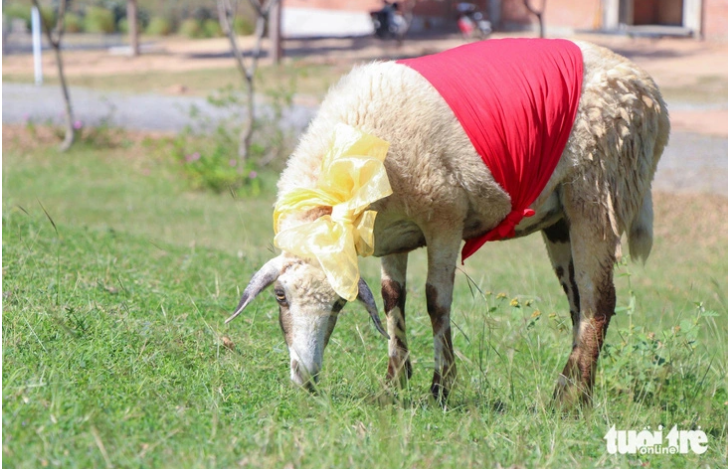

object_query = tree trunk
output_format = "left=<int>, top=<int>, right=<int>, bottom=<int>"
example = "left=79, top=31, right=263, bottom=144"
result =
left=218, top=0, right=278, bottom=168
left=269, top=0, right=283, bottom=65
left=127, top=0, right=140, bottom=56
left=523, top=0, right=546, bottom=38
left=52, top=42, right=76, bottom=151
left=33, top=0, right=75, bottom=151
left=239, top=73, right=255, bottom=166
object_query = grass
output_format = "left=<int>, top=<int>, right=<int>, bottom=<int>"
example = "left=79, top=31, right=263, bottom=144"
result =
left=661, top=74, right=728, bottom=105
left=2, top=61, right=347, bottom=100
left=3, top=128, right=727, bottom=468
left=5, top=54, right=727, bottom=105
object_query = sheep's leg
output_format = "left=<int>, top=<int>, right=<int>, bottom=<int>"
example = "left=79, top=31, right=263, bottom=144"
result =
left=541, top=219, right=581, bottom=345
left=381, top=253, right=412, bottom=384
left=553, top=208, right=618, bottom=407
left=424, top=232, right=461, bottom=403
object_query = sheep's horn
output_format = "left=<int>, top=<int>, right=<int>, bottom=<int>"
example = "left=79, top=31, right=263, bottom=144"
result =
left=225, top=257, right=283, bottom=324
left=357, top=277, right=390, bottom=340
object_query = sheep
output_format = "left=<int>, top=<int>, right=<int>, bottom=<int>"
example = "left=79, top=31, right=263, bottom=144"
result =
left=226, top=39, right=670, bottom=406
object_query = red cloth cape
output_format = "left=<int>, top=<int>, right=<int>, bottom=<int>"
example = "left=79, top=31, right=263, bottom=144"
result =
left=398, top=38, right=583, bottom=261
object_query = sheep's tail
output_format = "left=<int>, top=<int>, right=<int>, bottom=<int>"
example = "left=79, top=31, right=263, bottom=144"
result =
left=628, top=191, right=654, bottom=264
left=627, top=84, right=668, bottom=265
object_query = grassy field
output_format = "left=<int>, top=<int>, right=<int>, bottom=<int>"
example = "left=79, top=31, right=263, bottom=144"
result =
left=1, top=61, right=348, bottom=100
left=2, top=128, right=727, bottom=468
left=5, top=61, right=727, bottom=106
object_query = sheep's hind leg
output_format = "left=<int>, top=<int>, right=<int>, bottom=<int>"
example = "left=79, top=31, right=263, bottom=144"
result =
left=554, top=200, right=618, bottom=408
left=542, top=218, right=581, bottom=348
left=424, top=231, right=461, bottom=404
left=381, top=253, right=412, bottom=385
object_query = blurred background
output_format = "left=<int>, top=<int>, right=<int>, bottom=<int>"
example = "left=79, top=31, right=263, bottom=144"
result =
left=2, top=0, right=727, bottom=193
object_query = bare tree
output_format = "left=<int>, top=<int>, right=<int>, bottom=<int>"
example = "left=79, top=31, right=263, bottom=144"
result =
left=523, top=0, right=546, bottom=38
left=217, top=0, right=281, bottom=167
left=32, top=0, right=75, bottom=151
left=269, top=0, right=282, bottom=65
left=127, top=0, right=140, bottom=56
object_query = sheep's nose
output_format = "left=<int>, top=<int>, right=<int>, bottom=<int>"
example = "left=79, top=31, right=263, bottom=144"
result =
left=290, top=359, right=318, bottom=392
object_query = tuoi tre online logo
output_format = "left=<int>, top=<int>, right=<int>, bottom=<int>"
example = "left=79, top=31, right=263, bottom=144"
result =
left=605, top=425, right=708, bottom=455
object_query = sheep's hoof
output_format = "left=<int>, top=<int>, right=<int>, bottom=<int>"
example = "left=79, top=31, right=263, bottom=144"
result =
left=386, top=357, right=412, bottom=388
left=429, top=366, right=455, bottom=406
left=552, top=373, right=592, bottom=412
left=430, top=382, right=450, bottom=406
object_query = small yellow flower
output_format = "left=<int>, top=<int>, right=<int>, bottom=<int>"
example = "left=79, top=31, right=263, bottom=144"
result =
left=485, top=291, right=493, bottom=297
left=496, top=292, right=507, bottom=300
left=531, top=310, right=541, bottom=318
left=525, top=299, right=533, bottom=307
left=510, top=298, right=520, bottom=307
left=548, top=313, right=556, bottom=320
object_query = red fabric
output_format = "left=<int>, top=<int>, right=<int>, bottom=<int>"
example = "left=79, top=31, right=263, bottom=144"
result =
left=397, top=38, right=583, bottom=261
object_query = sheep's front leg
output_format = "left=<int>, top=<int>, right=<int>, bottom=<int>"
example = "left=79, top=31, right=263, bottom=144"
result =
left=424, top=232, right=461, bottom=403
left=381, top=253, right=412, bottom=384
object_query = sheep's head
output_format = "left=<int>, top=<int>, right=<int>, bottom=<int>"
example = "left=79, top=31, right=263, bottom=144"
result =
left=226, top=254, right=387, bottom=390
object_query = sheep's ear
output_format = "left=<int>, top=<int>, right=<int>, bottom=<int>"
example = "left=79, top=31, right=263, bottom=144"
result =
left=226, top=256, right=284, bottom=324
left=356, top=277, right=390, bottom=340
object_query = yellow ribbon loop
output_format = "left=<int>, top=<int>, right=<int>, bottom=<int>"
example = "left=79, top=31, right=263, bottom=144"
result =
left=273, top=124, right=393, bottom=301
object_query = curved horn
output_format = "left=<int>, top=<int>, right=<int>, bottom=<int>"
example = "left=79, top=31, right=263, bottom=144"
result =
left=357, top=277, right=390, bottom=340
left=226, top=256, right=284, bottom=324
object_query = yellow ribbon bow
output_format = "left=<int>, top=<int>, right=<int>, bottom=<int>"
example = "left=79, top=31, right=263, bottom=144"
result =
left=273, top=124, right=393, bottom=301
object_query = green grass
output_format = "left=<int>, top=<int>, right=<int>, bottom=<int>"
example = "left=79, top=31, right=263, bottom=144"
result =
left=3, top=131, right=727, bottom=468
left=2, top=61, right=346, bottom=99
left=660, top=75, right=728, bottom=105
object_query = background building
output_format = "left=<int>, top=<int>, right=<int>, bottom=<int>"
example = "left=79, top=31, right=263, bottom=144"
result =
left=284, top=0, right=728, bottom=41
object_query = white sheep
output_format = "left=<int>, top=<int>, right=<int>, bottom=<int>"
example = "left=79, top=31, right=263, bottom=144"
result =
left=227, top=39, right=670, bottom=405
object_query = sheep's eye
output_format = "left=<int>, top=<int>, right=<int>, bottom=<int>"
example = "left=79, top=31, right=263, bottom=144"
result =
left=274, top=289, right=288, bottom=306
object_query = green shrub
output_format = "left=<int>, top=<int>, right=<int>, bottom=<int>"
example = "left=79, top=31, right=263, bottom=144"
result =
left=233, top=16, right=254, bottom=35
left=166, top=81, right=297, bottom=193
left=146, top=16, right=173, bottom=36
left=170, top=131, right=261, bottom=194
left=4, top=4, right=31, bottom=27
left=600, top=300, right=719, bottom=407
left=84, top=6, right=115, bottom=33
left=40, top=6, right=56, bottom=26
left=6, top=4, right=54, bottom=30
left=64, top=13, right=84, bottom=33
left=191, top=6, right=215, bottom=22
left=202, top=19, right=222, bottom=37
left=118, top=18, right=129, bottom=34
left=179, top=18, right=202, bottom=38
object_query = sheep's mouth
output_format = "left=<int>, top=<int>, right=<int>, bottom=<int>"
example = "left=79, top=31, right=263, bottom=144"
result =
left=291, top=359, right=319, bottom=393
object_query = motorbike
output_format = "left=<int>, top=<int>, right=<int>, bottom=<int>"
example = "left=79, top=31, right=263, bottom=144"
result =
left=370, top=2, right=409, bottom=41
left=456, top=3, right=492, bottom=40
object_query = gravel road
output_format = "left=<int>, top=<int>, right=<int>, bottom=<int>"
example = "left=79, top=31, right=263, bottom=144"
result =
left=3, top=82, right=726, bottom=196
left=653, top=131, right=728, bottom=196
left=1, top=83, right=316, bottom=134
